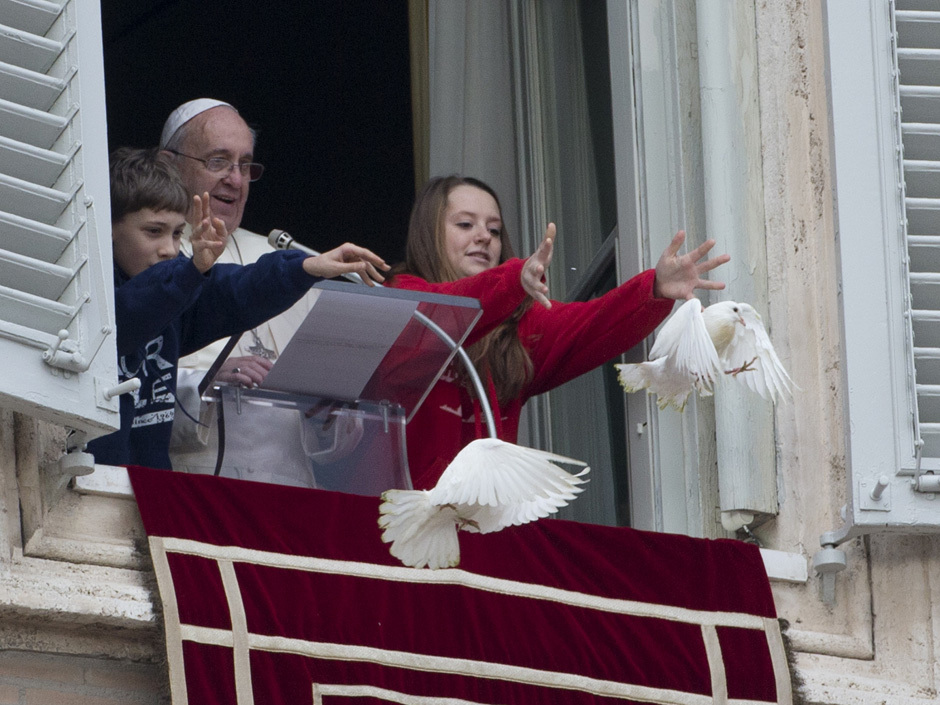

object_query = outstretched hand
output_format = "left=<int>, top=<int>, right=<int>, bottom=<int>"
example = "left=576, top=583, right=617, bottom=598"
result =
left=521, top=222, right=555, bottom=309
left=190, top=193, right=228, bottom=274
left=302, top=242, right=390, bottom=285
left=653, top=230, right=730, bottom=300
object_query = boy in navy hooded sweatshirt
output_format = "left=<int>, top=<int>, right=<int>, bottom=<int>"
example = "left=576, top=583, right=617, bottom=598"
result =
left=87, top=148, right=387, bottom=470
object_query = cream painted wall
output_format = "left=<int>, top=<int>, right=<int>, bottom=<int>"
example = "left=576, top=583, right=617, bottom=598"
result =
left=753, top=2, right=939, bottom=703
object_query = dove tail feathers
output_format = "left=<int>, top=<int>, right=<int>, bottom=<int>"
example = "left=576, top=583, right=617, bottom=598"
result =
left=615, top=362, right=696, bottom=412
left=378, top=490, right=460, bottom=570
left=615, top=362, right=653, bottom=393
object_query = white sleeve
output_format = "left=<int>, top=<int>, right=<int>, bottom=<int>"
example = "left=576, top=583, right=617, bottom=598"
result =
left=169, top=368, right=216, bottom=451
left=300, top=409, right=365, bottom=465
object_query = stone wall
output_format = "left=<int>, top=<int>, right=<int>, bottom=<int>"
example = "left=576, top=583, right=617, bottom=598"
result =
left=755, top=2, right=940, bottom=703
left=0, top=651, right=167, bottom=705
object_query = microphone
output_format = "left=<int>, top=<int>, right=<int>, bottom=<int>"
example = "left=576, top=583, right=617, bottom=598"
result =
left=268, top=229, right=368, bottom=287
left=268, top=229, right=321, bottom=257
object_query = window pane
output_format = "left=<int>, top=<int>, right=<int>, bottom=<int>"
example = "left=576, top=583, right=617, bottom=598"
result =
left=551, top=265, right=630, bottom=526
left=527, top=0, right=632, bottom=527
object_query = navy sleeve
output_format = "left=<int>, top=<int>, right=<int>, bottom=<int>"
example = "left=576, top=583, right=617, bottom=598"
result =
left=177, top=249, right=320, bottom=356
left=113, top=256, right=206, bottom=356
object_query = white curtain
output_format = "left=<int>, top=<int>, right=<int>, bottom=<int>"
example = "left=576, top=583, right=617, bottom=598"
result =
left=428, top=0, right=521, bottom=250
left=427, top=0, right=623, bottom=526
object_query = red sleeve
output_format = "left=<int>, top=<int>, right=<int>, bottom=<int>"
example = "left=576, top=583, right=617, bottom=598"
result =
left=520, top=269, right=675, bottom=398
left=389, top=259, right=528, bottom=345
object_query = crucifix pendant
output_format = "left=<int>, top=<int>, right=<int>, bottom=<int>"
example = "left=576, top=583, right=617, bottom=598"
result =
left=248, top=330, right=277, bottom=360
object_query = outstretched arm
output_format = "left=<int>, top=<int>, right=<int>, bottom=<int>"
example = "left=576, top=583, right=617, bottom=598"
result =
left=302, top=242, right=390, bottom=285
left=190, top=193, right=228, bottom=274
left=653, top=230, right=730, bottom=300
left=521, top=222, right=555, bottom=309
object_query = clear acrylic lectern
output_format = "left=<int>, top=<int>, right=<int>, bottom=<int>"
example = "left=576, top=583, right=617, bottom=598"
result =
left=200, top=280, right=481, bottom=495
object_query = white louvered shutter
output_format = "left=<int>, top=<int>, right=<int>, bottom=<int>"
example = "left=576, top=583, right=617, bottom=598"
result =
left=0, top=0, right=119, bottom=437
left=899, top=5, right=940, bottom=472
left=824, top=0, right=940, bottom=544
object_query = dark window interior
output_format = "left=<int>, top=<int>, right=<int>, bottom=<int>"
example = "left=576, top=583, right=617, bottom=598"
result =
left=100, top=1, right=414, bottom=263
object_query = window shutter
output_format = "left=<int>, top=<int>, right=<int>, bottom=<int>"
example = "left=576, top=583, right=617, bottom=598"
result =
left=899, top=7, right=940, bottom=473
left=0, top=0, right=119, bottom=437
left=825, top=0, right=940, bottom=545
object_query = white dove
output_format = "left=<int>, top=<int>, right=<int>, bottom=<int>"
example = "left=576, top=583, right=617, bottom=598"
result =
left=614, top=298, right=722, bottom=411
left=378, top=438, right=589, bottom=570
left=615, top=298, right=793, bottom=410
left=702, top=300, right=794, bottom=403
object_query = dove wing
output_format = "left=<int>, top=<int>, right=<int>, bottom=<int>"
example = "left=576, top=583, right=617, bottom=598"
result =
left=723, top=306, right=794, bottom=403
left=649, top=298, right=721, bottom=387
left=428, top=438, right=589, bottom=532
left=615, top=299, right=719, bottom=412
left=649, top=298, right=700, bottom=359
left=378, top=439, right=589, bottom=570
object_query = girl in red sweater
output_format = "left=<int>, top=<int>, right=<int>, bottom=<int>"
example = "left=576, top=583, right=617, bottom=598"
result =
left=388, top=176, right=728, bottom=490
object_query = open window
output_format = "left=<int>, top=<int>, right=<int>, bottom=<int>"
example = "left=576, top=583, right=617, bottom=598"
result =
left=421, top=0, right=725, bottom=533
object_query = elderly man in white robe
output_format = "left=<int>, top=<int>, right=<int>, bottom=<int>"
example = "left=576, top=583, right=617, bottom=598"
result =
left=163, top=99, right=360, bottom=487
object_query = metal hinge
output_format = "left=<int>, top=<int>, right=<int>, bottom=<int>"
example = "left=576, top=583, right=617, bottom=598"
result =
left=42, top=324, right=113, bottom=375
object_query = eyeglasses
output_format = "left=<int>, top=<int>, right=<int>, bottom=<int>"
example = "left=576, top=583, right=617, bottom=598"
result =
left=168, top=150, right=265, bottom=182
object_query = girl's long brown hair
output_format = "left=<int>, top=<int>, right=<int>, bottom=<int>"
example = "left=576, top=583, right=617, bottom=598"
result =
left=393, top=176, right=533, bottom=404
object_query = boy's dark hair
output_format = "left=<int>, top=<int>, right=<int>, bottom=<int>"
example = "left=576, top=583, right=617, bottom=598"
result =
left=109, top=147, right=190, bottom=222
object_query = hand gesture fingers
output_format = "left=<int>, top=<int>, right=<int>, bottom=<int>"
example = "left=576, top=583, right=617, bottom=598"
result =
left=190, top=193, right=229, bottom=273
left=192, top=193, right=227, bottom=241
left=195, top=192, right=209, bottom=225
left=522, top=222, right=556, bottom=309
left=190, top=193, right=206, bottom=236
left=686, top=237, right=728, bottom=276
left=653, top=230, right=730, bottom=300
